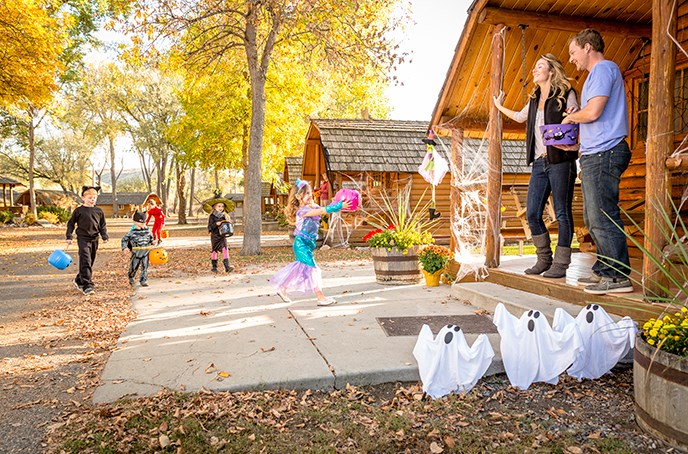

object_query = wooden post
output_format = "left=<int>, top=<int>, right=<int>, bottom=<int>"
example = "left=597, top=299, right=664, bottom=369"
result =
left=485, top=24, right=505, bottom=268
left=449, top=128, right=464, bottom=253
left=643, top=0, right=676, bottom=297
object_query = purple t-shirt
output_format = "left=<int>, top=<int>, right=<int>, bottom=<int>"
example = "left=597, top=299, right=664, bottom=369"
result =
left=580, top=60, right=628, bottom=154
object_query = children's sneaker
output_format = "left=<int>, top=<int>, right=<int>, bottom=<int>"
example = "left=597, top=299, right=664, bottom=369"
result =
left=140, top=281, right=149, bottom=287
left=577, top=274, right=602, bottom=286
left=276, top=291, right=291, bottom=303
left=83, top=287, right=95, bottom=296
left=583, top=277, right=633, bottom=295
left=317, top=297, right=337, bottom=306
left=128, top=277, right=135, bottom=286
left=73, top=279, right=83, bottom=292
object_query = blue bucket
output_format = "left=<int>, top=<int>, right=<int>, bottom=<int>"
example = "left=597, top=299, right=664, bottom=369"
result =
left=48, top=249, right=73, bottom=270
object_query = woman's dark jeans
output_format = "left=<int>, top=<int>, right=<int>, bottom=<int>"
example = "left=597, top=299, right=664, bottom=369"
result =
left=579, top=140, right=632, bottom=278
left=526, top=156, right=577, bottom=247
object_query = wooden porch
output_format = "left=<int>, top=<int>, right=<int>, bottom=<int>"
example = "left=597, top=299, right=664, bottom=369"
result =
left=460, top=252, right=670, bottom=321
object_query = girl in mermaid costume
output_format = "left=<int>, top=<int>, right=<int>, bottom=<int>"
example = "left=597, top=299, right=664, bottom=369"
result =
left=271, top=178, right=351, bottom=306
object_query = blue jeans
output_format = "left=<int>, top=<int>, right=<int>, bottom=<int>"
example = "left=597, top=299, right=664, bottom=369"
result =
left=579, top=140, right=632, bottom=278
left=526, top=156, right=576, bottom=247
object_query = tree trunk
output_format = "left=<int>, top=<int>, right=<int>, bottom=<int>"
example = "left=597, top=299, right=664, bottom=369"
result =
left=109, top=134, right=118, bottom=217
left=240, top=5, right=279, bottom=256
left=27, top=111, right=37, bottom=218
left=188, top=167, right=195, bottom=218
left=176, top=163, right=187, bottom=224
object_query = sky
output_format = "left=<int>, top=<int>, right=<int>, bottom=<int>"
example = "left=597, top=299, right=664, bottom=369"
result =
left=385, top=0, right=470, bottom=121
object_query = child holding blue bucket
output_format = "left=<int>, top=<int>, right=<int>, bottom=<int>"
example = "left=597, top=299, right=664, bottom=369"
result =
left=121, top=211, right=154, bottom=287
left=66, top=186, right=108, bottom=295
left=270, top=179, right=350, bottom=306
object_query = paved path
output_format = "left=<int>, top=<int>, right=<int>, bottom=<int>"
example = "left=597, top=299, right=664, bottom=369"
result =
left=93, top=261, right=502, bottom=403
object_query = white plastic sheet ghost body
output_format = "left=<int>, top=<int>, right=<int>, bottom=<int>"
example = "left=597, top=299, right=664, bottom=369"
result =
left=553, top=304, right=637, bottom=380
left=413, top=324, right=495, bottom=399
left=493, top=303, right=583, bottom=390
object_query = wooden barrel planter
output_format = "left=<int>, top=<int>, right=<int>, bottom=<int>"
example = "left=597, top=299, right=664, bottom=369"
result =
left=371, top=246, right=422, bottom=285
left=633, top=336, right=688, bottom=451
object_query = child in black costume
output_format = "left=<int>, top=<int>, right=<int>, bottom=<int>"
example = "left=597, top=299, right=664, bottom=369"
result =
left=121, top=211, right=154, bottom=286
left=66, top=186, right=109, bottom=296
left=204, top=197, right=235, bottom=273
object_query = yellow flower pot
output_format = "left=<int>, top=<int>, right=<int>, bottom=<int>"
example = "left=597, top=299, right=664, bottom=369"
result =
left=422, top=269, right=443, bottom=287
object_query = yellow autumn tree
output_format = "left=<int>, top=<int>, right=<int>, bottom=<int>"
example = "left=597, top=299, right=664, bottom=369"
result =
left=0, top=0, right=68, bottom=109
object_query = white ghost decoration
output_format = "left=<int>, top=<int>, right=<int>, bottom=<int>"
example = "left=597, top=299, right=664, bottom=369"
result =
left=413, top=324, right=495, bottom=399
left=552, top=304, right=637, bottom=380
left=493, top=303, right=583, bottom=390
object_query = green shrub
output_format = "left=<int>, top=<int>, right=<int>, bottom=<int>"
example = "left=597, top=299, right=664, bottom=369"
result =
left=0, top=211, right=13, bottom=224
left=37, top=205, right=70, bottom=223
left=38, top=211, right=60, bottom=224
left=24, top=213, right=38, bottom=225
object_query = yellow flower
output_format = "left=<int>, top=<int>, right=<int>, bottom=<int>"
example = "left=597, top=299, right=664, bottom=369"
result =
left=682, top=306, right=687, bottom=313
left=654, top=320, right=663, bottom=328
left=643, top=321, right=652, bottom=330
left=649, top=329, right=658, bottom=337
left=648, top=338, right=655, bottom=345
left=675, top=336, right=681, bottom=341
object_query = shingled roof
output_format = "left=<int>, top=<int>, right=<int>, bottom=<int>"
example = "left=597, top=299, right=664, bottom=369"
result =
left=284, top=156, right=302, bottom=182
left=0, top=176, right=23, bottom=185
left=461, top=138, right=530, bottom=175
left=311, top=119, right=429, bottom=173
left=97, top=192, right=148, bottom=205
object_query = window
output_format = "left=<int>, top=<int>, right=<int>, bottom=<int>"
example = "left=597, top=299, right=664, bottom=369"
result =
left=634, top=68, right=688, bottom=143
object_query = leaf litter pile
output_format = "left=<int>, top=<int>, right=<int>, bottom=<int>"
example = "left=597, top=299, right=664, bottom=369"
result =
left=48, top=369, right=666, bottom=453
left=0, top=226, right=670, bottom=453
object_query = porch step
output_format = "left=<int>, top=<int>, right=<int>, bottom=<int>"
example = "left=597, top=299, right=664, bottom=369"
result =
left=453, top=281, right=590, bottom=323
left=453, top=282, right=634, bottom=363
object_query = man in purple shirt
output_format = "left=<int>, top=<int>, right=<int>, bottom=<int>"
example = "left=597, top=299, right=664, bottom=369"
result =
left=561, top=29, right=633, bottom=295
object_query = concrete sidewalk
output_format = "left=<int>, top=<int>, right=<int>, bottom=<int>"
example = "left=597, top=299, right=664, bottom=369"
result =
left=93, top=261, right=504, bottom=403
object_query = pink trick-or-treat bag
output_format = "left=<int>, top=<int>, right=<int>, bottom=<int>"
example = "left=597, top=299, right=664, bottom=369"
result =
left=332, top=188, right=361, bottom=211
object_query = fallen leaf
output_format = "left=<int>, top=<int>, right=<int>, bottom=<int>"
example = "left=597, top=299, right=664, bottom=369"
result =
left=260, top=347, right=275, bottom=353
left=159, top=434, right=170, bottom=448
left=205, top=363, right=216, bottom=374
left=444, top=436, right=456, bottom=448
left=430, top=441, right=443, bottom=453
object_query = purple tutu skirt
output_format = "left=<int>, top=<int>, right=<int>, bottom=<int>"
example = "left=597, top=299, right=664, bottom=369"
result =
left=270, top=261, right=322, bottom=295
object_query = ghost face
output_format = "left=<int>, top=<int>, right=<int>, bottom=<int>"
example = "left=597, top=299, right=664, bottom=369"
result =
left=527, top=310, right=542, bottom=332
left=584, top=304, right=600, bottom=324
left=443, top=324, right=462, bottom=344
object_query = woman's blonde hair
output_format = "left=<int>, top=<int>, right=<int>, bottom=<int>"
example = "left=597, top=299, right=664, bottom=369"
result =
left=530, top=53, right=572, bottom=110
left=284, top=181, right=310, bottom=224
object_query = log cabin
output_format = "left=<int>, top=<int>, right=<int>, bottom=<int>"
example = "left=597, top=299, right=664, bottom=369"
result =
left=430, top=0, right=687, bottom=301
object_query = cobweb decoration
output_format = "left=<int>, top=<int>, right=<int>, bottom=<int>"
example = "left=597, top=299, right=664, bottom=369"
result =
left=321, top=174, right=366, bottom=249
left=434, top=135, right=491, bottom=281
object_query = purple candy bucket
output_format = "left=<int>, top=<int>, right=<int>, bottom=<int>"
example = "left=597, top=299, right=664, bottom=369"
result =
left=539, top=123, right=579, bottom=146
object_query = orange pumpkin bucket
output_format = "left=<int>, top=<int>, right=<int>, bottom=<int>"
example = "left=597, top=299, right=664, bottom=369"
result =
left=149, top=247, right=169, bottom=265
left=160, top=230, right=169, bottom=239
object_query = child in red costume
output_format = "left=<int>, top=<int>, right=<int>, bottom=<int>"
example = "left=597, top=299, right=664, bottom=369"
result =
left=144, top=193, right=165, bottom=244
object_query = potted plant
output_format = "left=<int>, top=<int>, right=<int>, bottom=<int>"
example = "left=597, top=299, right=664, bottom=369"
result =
left=618, top=199, right=688, bottom=450
left=418, top=245, right=453, bottom=286
left=363, top=186, right=438, bottom=285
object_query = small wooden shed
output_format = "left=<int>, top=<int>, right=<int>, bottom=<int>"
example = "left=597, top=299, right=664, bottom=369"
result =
left=15, top=189, right=80, bottom=210
left=96, top=192, right=148, bottom=218
left=0, top=176, right=24, bottom=213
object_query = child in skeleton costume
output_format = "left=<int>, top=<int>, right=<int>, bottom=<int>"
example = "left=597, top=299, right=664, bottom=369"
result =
left=121, top=211, right=154, bottom=286
left=270, top=179, right=351, bottom=306
left=204, top=197, right=235, bottom=273
left=144, top=193, right=165, bottom=245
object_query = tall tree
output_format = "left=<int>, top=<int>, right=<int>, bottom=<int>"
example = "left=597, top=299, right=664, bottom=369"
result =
left=127, top=0, right=407, bottom=255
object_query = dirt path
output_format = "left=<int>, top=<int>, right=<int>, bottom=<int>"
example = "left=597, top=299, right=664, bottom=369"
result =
left=0, top=224, right=136, bottom=453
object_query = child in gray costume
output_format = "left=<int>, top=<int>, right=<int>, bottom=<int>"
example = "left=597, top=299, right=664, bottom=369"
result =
left=121, top=211, right=154, bottom=286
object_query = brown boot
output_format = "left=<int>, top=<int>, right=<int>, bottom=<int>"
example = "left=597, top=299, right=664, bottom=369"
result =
left=525, top=233, right=552, bottom=275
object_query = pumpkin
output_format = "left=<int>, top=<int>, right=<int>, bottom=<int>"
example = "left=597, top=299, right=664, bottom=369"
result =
left=149, top=247, right=169, bottom=265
